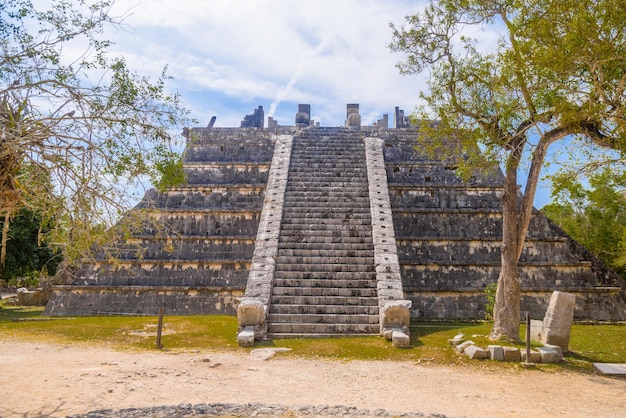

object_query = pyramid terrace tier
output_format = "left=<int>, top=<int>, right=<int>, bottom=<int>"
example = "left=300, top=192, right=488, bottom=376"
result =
left=69, top=259, right=251, bottom=287
left=95, top=236, right=256, bottom=261
left=397, top=237, right=587, bottom=264
left=400, top=262, right=597, bottom=291
left=183, top=128, right=277, bottom=164
left=391, top=210, right=561, bottom=240
left=406, top=287, right=625, bottom=321
left=183, top=162, right=270, bottom=185
left=385, top=163, right=505, bottom=186
left=136, top=188, right=266, bottom=211
left=44, top=285, right=243, bottom=316
left=132, top=210, right=262, bottom=236
left=388, top=186, right=506, bottom=210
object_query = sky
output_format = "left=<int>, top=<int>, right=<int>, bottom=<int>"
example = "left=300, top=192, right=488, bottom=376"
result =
left=105, top=0, right=428, bottom=128
left=100, top=0, right=564, bottom=207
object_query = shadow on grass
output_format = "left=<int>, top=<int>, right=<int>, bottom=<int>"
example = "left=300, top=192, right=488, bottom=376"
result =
left=0, top=304, right=45, bottom=323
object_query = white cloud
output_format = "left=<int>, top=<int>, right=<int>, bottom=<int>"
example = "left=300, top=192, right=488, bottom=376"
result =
left=103, top=0, right=431, bottom=127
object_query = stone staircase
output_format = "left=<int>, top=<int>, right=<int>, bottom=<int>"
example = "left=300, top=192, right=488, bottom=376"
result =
left=267, top=128, right=379, bottom=337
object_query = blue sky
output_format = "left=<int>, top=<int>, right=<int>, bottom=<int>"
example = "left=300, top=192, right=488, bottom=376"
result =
left=107, top=0, right=427, bottom=128
left=102, top=0, right=566, bottom=207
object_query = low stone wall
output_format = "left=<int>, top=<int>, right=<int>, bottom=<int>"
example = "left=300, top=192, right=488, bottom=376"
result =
left=405, top=288, right=626, bottom=321
left=43, top=286, right=243, bottom=316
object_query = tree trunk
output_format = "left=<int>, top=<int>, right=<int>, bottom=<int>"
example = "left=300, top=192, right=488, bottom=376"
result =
left=489, top=135, right=559, bottom=341
left=1, top=210, right=11, bottom=265
left=489, top=147, right=522, bottom=342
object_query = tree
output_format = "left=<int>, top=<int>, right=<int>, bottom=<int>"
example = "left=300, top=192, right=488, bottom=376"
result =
left=543, top=170, right=626, bottom=278
left=1, top=1, right=189, bottom=268
left=0, top=207, right=61, bottom=282
left=390, top=0, right=626, bottom=341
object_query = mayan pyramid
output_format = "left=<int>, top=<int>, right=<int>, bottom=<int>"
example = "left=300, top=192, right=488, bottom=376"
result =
left=44, top=104, right=626, bottom=341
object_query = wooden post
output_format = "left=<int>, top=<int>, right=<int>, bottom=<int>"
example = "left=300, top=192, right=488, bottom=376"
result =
left=525, top=312, right=531, bottom=363
left=156, top=305, right=165, bottom=349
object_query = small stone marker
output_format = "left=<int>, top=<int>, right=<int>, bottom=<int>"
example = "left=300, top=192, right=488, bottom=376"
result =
left=237, top=329, right=256, bottom=347
left=502, top=347, right=521, bottom=362
left=521, top=349, right=541, bottom=363
left=542, top=291, right=576, bottom=353
left=455, top=340, right=475, bottom=353
left=529, top=319, right=543, bottom=343
left=448, top=333, right=465, bottom=346
left=543, top=343, right=563, bottom=359
left=391, top=330, right=410, bottom=348
left=488, top=345, right=504, bottom=361
left=537, top=347, right=561, bottom=364
left=464, top=345, right=488, bottom=359
left=593, top=363, right=626, bottom=376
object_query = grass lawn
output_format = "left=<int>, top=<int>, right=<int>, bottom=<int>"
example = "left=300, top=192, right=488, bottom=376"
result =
left=1, top=303, right=624, bottom=373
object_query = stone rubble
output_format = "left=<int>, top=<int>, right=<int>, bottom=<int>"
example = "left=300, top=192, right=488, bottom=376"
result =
left=451, top=339, right=563, bottom=364
left=67, top=402, right=455, bottom=418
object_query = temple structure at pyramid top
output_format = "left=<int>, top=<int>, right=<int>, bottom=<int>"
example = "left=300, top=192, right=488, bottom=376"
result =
left=44, top=103, right=626, bottom=342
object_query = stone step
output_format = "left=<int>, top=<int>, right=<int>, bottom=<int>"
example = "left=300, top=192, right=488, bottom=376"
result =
left=281, top=201, right=371, bottom=209
left=276, top=255, right=375, bottom=265
left=283, top=209, right=371, bottom=216
left=288, top=164, right=365, bottom=170
left=276, top=248, right=374, bottom=257
left=287, top=173, right=367, bottom=180
left=272, top=286, right=377, bottom=298
left=270, top=304, right=379, bottom=315
left=286, top=181, right=368, bottom=188
left=280, top=222, right=372, bottom=230
left=278, top=234, right=372, bottom=244
left=266, top=323, right=379, bottom=335
left=271, top=295, right=379, bottom=306
left=284, top=189, right=369, bottom=195
left=268, top=313, right=380, bottom=325
left=278, top=242, right=374, bottom=251
left=280, top=219, right=372, bottom=227
left=273, top=278, right=376, bottom=289
left=274, top=263, right=374, bottom=273
left=273, top=271, right=376, bottom=281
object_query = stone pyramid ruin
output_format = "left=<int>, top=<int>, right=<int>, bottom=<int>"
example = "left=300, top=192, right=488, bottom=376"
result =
left=44, top=104, right=626, bottom=343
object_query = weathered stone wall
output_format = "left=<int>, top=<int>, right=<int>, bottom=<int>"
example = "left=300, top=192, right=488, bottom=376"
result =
left=44, top=286, right=243, bottom=316
left=405, top=288, right=624, bottom=321
left=375, top=128, right=626, bottom=321
left=44, top=126, right=626, bottom=321
left=45, top=128, right=279, bottom=316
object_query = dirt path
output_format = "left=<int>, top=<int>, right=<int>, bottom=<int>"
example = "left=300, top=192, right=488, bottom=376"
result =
left=0, top=339, right=625, bottom=417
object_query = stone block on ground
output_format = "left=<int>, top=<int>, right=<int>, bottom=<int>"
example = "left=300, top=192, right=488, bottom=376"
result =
left=521, top=349, right=541, bottom=363
left=455, top=340, right=475, bottom=353
left=380, top=300, right=411, bottom=333
left=530, top=319, right=543, bottom=343
left=502, top=346, right=521, bottom=362
left=391, top=330, right=410, bottom=348
left=593, top=363, right=626, bottom=376
left=237, top=299, right=266, bottom=328
left=542, top=291, right=576, bottom=353
left=464, top=345, right=488, bottom=360
left=448, top=333, right=465, bottom=346
left=488, top=345, right=504, bottom=361
left=537, top=347, right=561, bottom=363
left=16, top=288, right=47, bottom=306
left=237, top=328, right=256, bottom=347
left=543, top=343, right=563, bottom=359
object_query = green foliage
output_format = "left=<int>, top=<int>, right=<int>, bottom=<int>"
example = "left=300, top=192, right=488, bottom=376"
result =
left=543, top=169, right=626, bottom=277
left=0, top=0, right=191, bottom=266
left=390, top=0, right=626, bottom=341
left=0, top=208, right=61, bottom=282
left=484, top=283, right=497, bottom=321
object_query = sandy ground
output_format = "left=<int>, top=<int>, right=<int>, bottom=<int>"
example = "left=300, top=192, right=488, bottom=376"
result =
left=0, top=339, right=625, bottom=418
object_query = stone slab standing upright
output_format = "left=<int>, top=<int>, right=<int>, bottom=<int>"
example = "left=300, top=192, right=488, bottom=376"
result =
left=542, top=291, right=576, bottom=353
